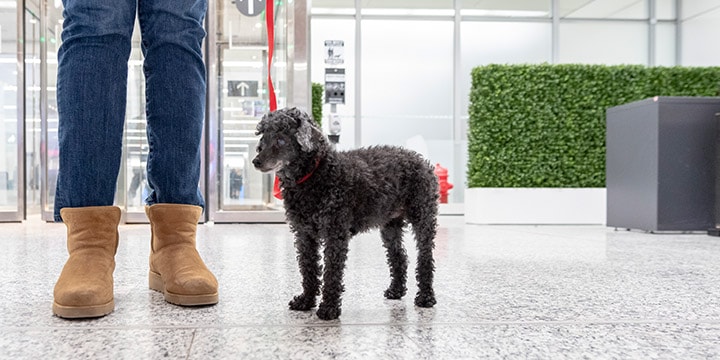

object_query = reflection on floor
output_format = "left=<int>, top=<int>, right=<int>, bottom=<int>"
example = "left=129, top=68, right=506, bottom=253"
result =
left=2, top=216, right=720, bottom=359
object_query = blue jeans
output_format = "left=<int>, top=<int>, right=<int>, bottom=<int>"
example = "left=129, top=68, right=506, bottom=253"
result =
left=53, top=0, right=207, bottom=222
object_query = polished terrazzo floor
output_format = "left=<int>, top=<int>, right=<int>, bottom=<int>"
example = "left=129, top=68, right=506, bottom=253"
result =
left=2, top=216, right=720, bottom=359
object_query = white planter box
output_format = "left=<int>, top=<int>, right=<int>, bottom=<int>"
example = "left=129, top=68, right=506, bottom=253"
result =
left=465, top=188, right=606, bottom=225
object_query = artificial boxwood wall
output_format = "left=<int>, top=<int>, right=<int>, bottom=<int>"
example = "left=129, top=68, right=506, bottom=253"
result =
left=467, top=64, right=720, bottom=188
left=311, top=82, right=323, bottom=127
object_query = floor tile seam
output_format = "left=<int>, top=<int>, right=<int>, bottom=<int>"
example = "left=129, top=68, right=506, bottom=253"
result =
left=5, top=319, right=720, bottom=332
left=397, top=327, right=429, bottom=352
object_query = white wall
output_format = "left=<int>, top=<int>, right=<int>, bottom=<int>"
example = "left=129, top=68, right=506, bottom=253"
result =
left=681, top=2, right=720, bottom=66
left=656, top=22, right=677, bottom=66
left=682, top=0, right=720, bottom=19
left=559, top=21, right=648, bottom=65
left=360, top=19, right=453, bottom=149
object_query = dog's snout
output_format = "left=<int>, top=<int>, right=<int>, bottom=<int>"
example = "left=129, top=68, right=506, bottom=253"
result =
left=252, top=157, right=261, bottom=168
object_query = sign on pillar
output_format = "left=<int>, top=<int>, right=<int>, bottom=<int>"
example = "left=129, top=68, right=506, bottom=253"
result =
left=235, top=0, right=266, bottom=17
left=324, top=69, right=346, bottom=105
left=324, top=40, right=346, bottom=146
left=228, top=80, right=259, bottom=98
left=324, top=40, right=344, bottom=66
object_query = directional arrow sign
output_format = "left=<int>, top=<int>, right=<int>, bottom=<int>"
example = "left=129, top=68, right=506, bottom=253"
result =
left=228, top=80, right=259, bottom=97
left=237, top=82, right=250, bottom=96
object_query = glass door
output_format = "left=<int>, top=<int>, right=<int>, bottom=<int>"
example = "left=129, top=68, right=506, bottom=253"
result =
left=41, top=0, right=62, bottom=221
left=24, top=4, right=39, bottom=218
left=206, top=0, right=308, bottom=222
left=28, top=1, right=151, bottom=222
left=12, top=0, right=309, bottom=223
left=26, top=0, right=62, bottom=222
left=122, top=33, right=150, bottom=223
left=122, top=16, right=209, bottom=223
left=218, top=47, right=273, bottom=209
left=0, top=0, right=23, bottom=221
left=24, top=0, right=44, bottom=220
left=122, top=31, right=209, bottom=223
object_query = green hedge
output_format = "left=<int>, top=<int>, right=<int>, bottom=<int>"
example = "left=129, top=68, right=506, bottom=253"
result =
left=468, top=64, right=720, bottom=188
left=311, top=82, right=323, bottom=127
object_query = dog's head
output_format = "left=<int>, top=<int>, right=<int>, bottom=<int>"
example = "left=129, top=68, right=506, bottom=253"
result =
left=252, top=107, right=326, bottom=173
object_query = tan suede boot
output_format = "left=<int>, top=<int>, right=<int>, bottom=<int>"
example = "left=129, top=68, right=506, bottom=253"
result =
left=145, top=204, right=218, bottom=306
left=53, top=206, right=121, bottom=318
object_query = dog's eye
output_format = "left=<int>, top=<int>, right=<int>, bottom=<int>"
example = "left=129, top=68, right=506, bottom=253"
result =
left=277, top=139, right=286, bottom=146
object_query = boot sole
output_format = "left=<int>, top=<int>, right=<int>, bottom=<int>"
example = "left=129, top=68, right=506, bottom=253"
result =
left=52, top=300, right=114, bottom=319
left=149, top=271, right=218, bottom=306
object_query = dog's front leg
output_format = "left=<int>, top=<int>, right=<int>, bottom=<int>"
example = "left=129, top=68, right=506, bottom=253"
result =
left=316, top=234, right=350, bottom=320
left=289, top=232, right=322, bottom=311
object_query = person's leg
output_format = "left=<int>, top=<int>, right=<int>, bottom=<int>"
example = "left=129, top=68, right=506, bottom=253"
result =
left=139, top=0, right=206, bottom=207
left=128, top=168, right=142, bottom=199
left=52, top=0, right=135, bottom=318
left=138, top=0, right=217, bottom=306
left=54, top=0, right=135, bottom=221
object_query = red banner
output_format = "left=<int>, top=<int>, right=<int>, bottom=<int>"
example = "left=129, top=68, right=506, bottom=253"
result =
left=265, top=0, right=277, bottom=112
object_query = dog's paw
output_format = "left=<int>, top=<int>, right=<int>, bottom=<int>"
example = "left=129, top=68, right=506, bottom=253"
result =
left=316, top=303, right=341, bottom=320
left=289, top=295, right=316, bottom=311
left=414, top=292, right=437, bottom=308
left=384, top=286, right=407, bottom=300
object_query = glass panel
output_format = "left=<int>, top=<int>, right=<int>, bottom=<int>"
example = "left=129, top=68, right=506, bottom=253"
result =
left=360, top=19, right=459, bottom=202
left=681, top=0, right=720, bottom=20
left=124, top=24, right=148, bottom=211
left=312, top=0, right=355, bottom=16
left=679, top=6, right=720, bottom=66
left=220, top=47, right=269, bottom=209
left=0, top=1, right=19, bottom=213
left=657, top=0, right=676, bottom=20
left=560, top=0, right=648, bottom=19
left=25, top=6, right=41, bottom=214
left=461, top=0, right=551, bottom=18
left=559, top=21, right=648, bottom=65
left=23, top=0, right=63, bottom=219
left=45, top=1, right=62, bottom=216
left=214, top=0, right=286, bottom=211
left=655, top=23, right=676, bottom=66
left=310, top=18, right=355, bottom=150
left=362, top=0, right=453, bottom=16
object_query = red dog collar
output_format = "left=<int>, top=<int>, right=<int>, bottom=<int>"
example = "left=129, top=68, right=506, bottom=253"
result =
left=273, top=158, right=321, bottom=200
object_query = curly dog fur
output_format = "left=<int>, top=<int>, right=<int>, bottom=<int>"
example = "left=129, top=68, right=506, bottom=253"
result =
left=252, top=107, right=438, bottom=320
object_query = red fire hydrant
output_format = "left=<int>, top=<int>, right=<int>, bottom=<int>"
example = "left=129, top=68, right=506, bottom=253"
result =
left=434, top=163, right=453, bottom=203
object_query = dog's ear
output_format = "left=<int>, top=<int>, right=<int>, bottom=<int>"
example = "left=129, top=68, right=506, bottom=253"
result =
left=255, top=113, right=269, bottom=135
left=295, top=118, right=315, bottom=152
left=287, top=107, right=318, bottom=152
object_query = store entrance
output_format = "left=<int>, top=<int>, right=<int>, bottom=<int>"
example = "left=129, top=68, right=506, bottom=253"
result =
left=9, top=0, right=308, bottom=223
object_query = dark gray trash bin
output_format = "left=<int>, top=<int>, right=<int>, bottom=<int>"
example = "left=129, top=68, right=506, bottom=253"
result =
left=606, top=96, right=720, bottom=232
left=709, top=113, right=720, bottom=236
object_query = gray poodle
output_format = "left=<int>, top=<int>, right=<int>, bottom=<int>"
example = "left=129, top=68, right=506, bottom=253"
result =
left=252, top=107, right=438, bottom=320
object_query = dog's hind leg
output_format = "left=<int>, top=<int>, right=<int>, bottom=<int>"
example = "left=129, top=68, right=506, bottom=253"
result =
left=289, top=232, right=322, bottom=311
left=316, top=233, right=351, bottom=320
left=381, top=217, right=408, bottom=300
left=408, top=207, right=437, bottom=308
